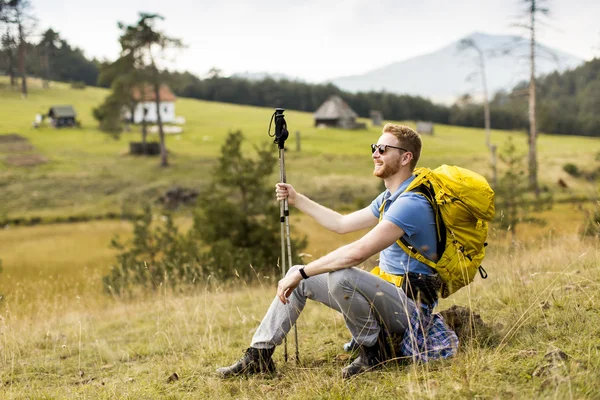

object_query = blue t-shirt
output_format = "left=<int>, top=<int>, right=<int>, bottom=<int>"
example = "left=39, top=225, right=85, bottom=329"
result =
left=369, top=175, right=437, bottom=276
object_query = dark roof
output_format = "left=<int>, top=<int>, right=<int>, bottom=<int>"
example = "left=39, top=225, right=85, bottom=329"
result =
left=313, top=95, right=358, bottom=120
left=48, top=105, right=76, bottom=118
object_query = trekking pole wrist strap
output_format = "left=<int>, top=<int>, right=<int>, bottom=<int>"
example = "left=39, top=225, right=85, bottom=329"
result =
left=299, top=267, right=309, bottom=279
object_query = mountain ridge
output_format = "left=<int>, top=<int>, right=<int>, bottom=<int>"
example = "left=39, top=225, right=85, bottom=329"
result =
left=326, top=32, right=583, bottom=103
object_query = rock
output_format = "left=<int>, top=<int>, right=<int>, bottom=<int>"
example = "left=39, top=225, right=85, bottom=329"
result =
left=439, top=305, right=494, bottom=344
left=157, top=186, right=199, bottom=209
left=539, top=301, right=551, bottom=309
left=544, top=349, right=569, bottom=362
left=167, top=372, right=179, bottom=383
left=533, top=348, right=573, bottom=378
left=532, top=363, right=551, bottom=377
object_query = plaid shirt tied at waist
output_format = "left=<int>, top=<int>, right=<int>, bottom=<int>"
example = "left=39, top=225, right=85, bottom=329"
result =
left=399, top=302, right=459, bottom=362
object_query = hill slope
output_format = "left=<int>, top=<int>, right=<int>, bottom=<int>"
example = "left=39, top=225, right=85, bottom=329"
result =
left=0, top=77, right=598, bottom=222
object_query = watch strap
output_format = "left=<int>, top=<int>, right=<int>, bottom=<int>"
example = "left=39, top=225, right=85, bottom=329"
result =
left=299, top=267, right=309, bottom=279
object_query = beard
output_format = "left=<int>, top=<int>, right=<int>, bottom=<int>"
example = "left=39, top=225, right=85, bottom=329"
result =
left=373, top=157, right=401, bottom=179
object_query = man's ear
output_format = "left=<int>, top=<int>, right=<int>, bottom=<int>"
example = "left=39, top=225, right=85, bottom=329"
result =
left=403, top=152, right=413, bottom=166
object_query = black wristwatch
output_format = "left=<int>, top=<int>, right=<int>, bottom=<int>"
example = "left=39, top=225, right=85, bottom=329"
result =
left=299, top=267, right=309, bottom=279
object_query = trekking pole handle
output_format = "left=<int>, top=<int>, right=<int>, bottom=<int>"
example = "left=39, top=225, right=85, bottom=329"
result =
left=269, top=108, right=289, bottom=149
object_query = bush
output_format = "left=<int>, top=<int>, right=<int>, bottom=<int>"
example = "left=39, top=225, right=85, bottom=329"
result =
left=102, top=130, right=307, bottom=295
left=581, top=201, right=600, bottom=238
left=70, top=81, right=86, bottom=89
left=562, top=163, right=580, bottom=177
left=192, top=130, right=307, bottom=280
left=494, top=137, right=553, bottom=237
left=102, top=205, right=205, bottom=295
left=93, top=94, right=125, bottom=136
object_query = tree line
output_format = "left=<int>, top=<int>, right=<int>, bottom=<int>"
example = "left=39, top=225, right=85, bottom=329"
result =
left=166, top=71, right=450, bottom=124
left=145, top=60, right=600, bottom=138
left=448, top=57, right=600, bottom=137
left=1, top=1, right=598, bottom=138
left=5, top=30, right=598, bottom=140
left=0, top=1, right=100, bottom=93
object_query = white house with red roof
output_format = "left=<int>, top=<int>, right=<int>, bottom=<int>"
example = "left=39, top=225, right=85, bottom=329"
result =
left=126, top=84, right=177, bottom=124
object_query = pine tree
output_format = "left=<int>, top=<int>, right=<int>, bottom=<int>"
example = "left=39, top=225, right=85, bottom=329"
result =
left=103, top=131, right=307, bottom=295
left=193, top=131, right=307, bottom=279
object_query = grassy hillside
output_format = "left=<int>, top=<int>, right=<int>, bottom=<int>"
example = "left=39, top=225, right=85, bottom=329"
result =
left=1, top=77, right=598, bottom=223
left=0, top=234, right=598, bottom=399
left=1, top=75, right=596, bottom=294
left=1, top=77, right=599, bottom=398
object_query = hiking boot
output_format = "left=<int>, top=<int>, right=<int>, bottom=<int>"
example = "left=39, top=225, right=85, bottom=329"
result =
left=341, top=342, right=385, bottom=379
left=216, top=347, right=275, bottom=378
left=343, top=338, right=359, bottom=352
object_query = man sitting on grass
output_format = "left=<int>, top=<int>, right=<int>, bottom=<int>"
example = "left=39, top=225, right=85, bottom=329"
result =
left=217, top=124, right=458, bottom=379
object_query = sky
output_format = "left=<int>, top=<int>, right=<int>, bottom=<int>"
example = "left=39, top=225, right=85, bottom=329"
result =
left=33, top=0, right=600, bottom=83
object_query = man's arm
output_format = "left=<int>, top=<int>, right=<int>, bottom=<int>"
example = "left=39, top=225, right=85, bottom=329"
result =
left=276, top=183, right=378, bottom=233
left=276, top=220, right=404, bottom=303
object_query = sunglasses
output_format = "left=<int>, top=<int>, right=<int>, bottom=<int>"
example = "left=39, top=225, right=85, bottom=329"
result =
left=370, top=143, right=409, bottom=154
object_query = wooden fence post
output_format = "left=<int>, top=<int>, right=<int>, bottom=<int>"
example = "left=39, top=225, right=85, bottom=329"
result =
left=296, top=131, right=301, bottom=152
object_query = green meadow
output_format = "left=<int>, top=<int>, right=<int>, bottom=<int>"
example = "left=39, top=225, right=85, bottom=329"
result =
left=1, top=78, right=598, bottom=222
left=0, top=77, right=599, bottom=399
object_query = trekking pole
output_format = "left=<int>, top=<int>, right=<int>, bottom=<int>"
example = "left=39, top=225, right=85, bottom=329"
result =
left=268, top=108, right=300, bottom=363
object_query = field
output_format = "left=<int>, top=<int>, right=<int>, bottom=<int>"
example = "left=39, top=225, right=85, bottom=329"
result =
left=1, top=78, right=598, bottom=222
left=0, top=77, right=599, bottom=399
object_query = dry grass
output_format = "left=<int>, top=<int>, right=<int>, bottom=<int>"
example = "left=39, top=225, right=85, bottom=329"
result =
left=1, top=76, right=599, bottom=398
left=0, top=223, right=598, bottom=398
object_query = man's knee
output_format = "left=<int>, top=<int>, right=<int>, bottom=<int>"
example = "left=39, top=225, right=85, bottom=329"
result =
left=328, top=268, right=360, bottom=295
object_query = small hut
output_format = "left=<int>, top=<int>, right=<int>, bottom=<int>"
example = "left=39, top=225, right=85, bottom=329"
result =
left=48, top=105, right=77, bottom=128
left=370, top=110, right=383, bottom=126
left=313, top=95, right=359, bottom=129
left=416, top=121, right=434, bottom=135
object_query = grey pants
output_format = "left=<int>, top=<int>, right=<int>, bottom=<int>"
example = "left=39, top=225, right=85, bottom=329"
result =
left=251, top=266, right=416, bottom=349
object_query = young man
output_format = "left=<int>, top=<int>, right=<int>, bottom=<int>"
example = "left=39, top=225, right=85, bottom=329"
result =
left=217, top=124, right=457, bottom=379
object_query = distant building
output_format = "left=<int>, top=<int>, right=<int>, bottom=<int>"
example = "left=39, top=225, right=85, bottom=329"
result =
left=47, top=105, right=77, bottom=128
left=370, top=110, right=383, bottom=126
left=126, top=84, right=176, bottom=124
left=416, top=121, right=434, bottom=135
left=313, top=95, right=359, bottom=129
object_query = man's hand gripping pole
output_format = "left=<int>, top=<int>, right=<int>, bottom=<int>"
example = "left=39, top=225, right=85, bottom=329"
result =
left=269, top=108, right=299, bottom=363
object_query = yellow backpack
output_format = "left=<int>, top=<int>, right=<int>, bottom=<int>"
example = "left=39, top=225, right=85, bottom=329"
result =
left=396, top=165, right=495, bottom=298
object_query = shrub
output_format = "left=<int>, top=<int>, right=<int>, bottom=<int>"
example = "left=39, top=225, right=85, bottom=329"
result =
left=562, top=163, right=580, bottom=177
left=103, top=205, right=210, bottom=295
left=582, top=166, right=600, bottom=182
left=70, top=81, right=86, bottom=89
left=493, top=137, right=553, bottom=237
left=192, top=130, right=307, bottom=280
left=93, top=95, right=124, bottom=136
left=102, top=130, right=307, bottom=295
left=581, top=200, right=600, bottom=238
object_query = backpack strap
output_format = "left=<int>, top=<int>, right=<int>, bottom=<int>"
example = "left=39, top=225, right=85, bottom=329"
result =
left=410, top=183, right=446, bottom=260
left=396, top=236, right=436, bottom=269
left=378, top=182, right=445, bottom=270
